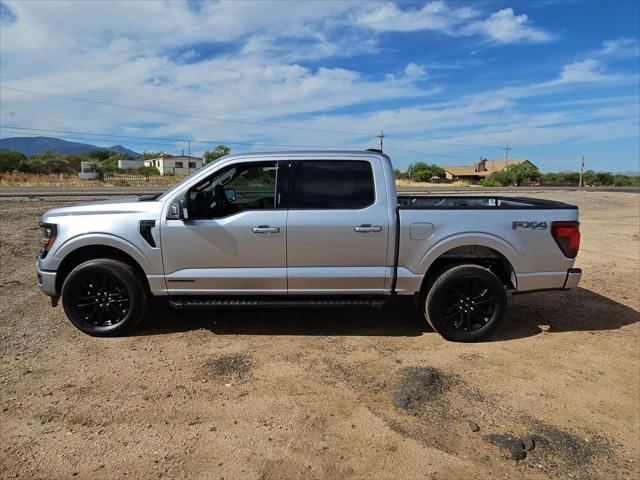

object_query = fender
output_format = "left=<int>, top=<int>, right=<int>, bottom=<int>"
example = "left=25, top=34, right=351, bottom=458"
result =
left=414, top=232, right=522, bottom=275
left=49, top=233, right=156, bottom=274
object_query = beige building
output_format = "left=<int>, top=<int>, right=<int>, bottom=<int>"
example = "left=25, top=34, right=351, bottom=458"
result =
left=144, top=154, right=204, bottom=176
left=444, top=158, right=536, bottom=183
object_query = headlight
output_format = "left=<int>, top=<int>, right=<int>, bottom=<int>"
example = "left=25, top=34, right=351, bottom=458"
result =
left=39, top=222, right=57, bottom=258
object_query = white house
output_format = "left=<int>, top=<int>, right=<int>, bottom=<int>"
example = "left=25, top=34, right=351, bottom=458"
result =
left=117, top=159, right=145, bottom=170
left=143, top=154, right=204, bottom=176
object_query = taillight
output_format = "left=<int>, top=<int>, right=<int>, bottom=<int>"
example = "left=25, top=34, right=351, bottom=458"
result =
left=551, top=221, right=580, bottom=258
left=39, top=222, right=57, bottom=258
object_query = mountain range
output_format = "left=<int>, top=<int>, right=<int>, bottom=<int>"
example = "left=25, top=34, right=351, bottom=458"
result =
left=0, top=136, right=140, bottom=158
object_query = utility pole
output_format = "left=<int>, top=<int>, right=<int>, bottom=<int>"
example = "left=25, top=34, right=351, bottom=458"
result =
left=579, top=154, right=585, bottom=188
left=502, top=144, right=512, bottom=167
left=188, top=140, right=191, bottom=174
left=377, top=131, right=385, bottom=152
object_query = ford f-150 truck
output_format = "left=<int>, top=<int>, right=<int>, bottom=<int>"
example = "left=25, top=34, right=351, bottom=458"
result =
left=36, top=150, right=581, bottom=341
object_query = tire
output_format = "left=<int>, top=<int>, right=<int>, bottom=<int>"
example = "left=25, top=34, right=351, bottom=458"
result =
left=61, top=258, right=149, bottom=336
left=423, top=264, right=507, bottom=342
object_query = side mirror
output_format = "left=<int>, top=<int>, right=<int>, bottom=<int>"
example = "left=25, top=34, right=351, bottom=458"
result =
left=179, top=195, right=191, bottom=220
left=224, top=188, right=236, bottom=202
left=167, top=194, right=191, bottom=220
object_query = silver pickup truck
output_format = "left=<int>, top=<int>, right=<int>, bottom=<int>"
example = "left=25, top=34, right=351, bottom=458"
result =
left=37, top=150, right=581, bottom=341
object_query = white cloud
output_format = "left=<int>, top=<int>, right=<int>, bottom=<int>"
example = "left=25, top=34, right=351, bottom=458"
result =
left=354, top=2, right=551, bottom=43
left=596, top=37, right=640, bottom=58
left=558, top=59, right=608, bottom=83
left=355, top=1, right=478, bottom=32
left=404, top=63, right=428, bottom=79
left=465, top=8, right=553, bottom=44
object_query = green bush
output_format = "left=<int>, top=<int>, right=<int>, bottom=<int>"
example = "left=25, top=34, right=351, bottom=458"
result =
left=478, top=177, right=503, bottom=187
left=137, top=165, right=161, bottom=176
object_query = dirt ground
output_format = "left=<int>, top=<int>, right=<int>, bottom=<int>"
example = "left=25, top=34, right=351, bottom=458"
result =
left=1, top=190, right=638, bottom=480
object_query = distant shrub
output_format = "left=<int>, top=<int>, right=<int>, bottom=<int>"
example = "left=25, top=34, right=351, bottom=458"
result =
left=478, top=177, right=502, bottom=187
left=137, top=165, right=161, bottom=176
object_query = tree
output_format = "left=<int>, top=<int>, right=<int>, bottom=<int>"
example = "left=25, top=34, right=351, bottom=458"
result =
left=139, top=151, right=165, bottom=160
left=481, top=163, right=539, bottom=186
left=595, top=172, right=614, bottom=186
left=204, top=145, right=230, bottom=165
left=582, top=170, right=597, bottom=186
left=407, top=162, right=445, bottom=182
left=508, top=163, right=540, bottom=186
left=0, top=150, right=28, bottom=172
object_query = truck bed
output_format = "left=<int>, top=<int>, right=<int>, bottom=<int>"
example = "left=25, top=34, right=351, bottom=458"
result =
left=397, top=195, right=577, bottom=210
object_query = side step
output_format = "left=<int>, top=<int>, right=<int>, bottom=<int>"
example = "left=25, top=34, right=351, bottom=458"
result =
left=169, top=297, right=387, bottom=309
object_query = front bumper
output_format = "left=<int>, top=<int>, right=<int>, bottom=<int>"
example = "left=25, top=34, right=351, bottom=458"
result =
left=36, top=262, right=57, bottom=296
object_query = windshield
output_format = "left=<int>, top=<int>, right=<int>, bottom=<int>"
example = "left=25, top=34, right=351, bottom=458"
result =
left=155, top=157, right=222, bottom=200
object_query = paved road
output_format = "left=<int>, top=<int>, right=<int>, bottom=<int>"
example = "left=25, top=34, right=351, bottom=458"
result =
left=1, top=185, right=638, bottom=197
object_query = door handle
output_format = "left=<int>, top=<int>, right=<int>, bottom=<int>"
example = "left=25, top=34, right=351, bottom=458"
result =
left=252, top=225, right=280, bottom=234
left=354, top=224, right=382, bottom=233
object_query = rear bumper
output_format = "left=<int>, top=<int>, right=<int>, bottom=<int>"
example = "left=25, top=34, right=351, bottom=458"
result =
left=36, top=262, right=57, bottom=296
left=563, top=268, right=582, bottom=289
left=515, top=267, right=582, bottom=293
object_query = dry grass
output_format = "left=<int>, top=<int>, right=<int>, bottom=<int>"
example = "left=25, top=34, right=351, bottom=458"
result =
left=0, top=172, right=179, bottom=188
left=395, top=179, right=471, bottom=188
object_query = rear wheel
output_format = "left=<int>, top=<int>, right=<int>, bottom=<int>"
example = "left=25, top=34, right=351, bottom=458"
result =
left=424, top=264, right=506, bottom=342
left=61, top=259, right=149, bottom=336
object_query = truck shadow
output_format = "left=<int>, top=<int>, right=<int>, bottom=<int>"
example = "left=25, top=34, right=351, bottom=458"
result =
left=489, top=287, right=640, bottom=342
left=135, top=288, right=639, bottom=340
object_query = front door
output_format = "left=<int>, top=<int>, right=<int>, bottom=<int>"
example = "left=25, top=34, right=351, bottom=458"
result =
left=285, top=159, right=390, bottom=294
left=161, top=161, right=287, bottom=294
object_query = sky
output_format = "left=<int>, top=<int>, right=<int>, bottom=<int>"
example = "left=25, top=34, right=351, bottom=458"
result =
left=0, top=0, right=639, bottom=172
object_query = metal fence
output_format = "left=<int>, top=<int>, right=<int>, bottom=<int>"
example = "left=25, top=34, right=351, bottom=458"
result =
left=102, top=171, right=153, bottom=182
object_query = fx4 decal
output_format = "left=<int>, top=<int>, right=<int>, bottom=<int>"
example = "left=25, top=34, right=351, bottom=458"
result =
left=512, top=221, right=548, bottom=230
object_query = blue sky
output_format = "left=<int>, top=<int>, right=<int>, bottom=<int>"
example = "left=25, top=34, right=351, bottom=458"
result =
left=0, top=0, right=638, bottom=172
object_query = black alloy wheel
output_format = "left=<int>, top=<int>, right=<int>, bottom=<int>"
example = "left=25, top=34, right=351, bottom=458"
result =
left=73, top=273, right=130, bottom=327
left=439, top=278, right=496, bottom=333
left=62, top=259, right=149, bottom=336
left=424, top=264, right=507, bottom=342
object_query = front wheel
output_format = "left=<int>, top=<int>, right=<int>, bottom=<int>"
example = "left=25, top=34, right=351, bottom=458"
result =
left=424, top=264, right=507, bottom=342
left=61, top=258, right=149, bottom=336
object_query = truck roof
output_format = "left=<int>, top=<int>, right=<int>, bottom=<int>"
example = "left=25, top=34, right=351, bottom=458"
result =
left=220, top=149, right=390, bottom=162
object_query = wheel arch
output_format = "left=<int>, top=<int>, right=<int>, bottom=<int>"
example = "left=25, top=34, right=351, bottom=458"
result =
left=55, top=244, right=151, bottom=295
left=418, top=237, right=519, bottom=295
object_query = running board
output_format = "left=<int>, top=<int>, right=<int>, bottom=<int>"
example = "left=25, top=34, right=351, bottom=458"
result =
left=169, top=297, right=387, bottom=309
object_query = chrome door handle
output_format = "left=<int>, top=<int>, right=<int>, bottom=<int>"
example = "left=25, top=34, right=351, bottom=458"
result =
left=252, top=225, right=280, bottom=234
left=354, top=224, right=382, bottom=233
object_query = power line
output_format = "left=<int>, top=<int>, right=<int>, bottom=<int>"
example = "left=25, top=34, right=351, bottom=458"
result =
left=0, top=130, right=311, bottom=153
left=1, top=84, right=375, bottom=138
left=0, top=125, right=339, bottom=149
left=1, top=75, right=376, bottom=137
left=0, top=76, right=506, bottom=150
left=1, top=125, right=580, bottom=167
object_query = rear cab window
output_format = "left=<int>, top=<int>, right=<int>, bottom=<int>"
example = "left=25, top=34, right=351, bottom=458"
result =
left=289, top=160, right=375, bottom=209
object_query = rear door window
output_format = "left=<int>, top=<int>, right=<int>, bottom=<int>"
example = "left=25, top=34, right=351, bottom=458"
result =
left=289, top=161, right=374, bottom=209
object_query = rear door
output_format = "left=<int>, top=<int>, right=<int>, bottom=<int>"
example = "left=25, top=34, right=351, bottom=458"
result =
left=286, top=158, right=390, bottom=294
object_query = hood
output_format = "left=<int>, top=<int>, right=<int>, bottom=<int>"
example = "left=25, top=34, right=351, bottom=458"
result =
left=42, top=196, right=164, bottom=219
